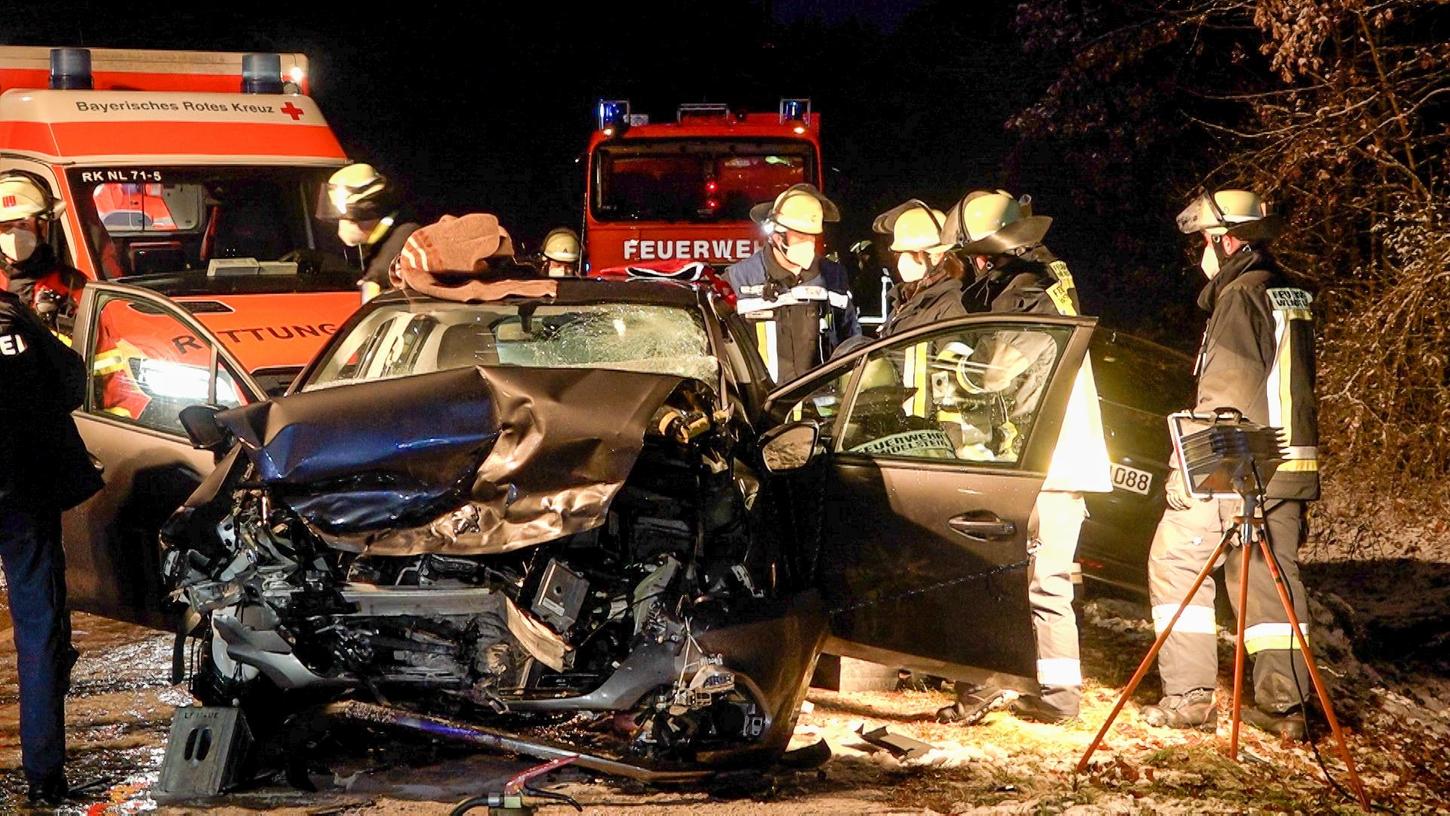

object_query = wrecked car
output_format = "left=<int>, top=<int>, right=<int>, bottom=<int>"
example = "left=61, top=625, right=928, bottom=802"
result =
left=147, top=277, right=1108, bottom=770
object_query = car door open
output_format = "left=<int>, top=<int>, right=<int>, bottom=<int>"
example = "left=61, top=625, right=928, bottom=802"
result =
left=765, top=314, right=1096, bottom=692
left=63, top=281, right=263, bottom=627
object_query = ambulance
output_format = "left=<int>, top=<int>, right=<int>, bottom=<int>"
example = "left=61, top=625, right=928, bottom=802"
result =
left=583, top=99, right=824, bottom=271
left=0, top=47, right=359, bottom=623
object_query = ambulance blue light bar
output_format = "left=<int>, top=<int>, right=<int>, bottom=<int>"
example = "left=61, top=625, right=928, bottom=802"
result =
left=242, top=53, right=284, bottom=94
left=49, top=48, right=92, bottom=90
left=597, top=99, right=630, bottom=137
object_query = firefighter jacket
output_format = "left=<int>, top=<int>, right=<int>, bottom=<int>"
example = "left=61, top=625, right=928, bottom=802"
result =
left=1194, top=248, right=1318, bottom=500
left=969, top=246, right=1109, bottom=494
left=1, top=244, right=86, bottom=336
left=0, top=290, right=103, bottom=512
left=359, top=212, right=421, bottom=288
left=725, top=248, right=860, bottom=384
left=881, top=269, right=971, bottom=338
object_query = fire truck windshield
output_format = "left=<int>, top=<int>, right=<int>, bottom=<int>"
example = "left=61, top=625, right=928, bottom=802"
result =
left=592, top=139, right=815, bottom=222
left=66, top=166, right=349, bottom=280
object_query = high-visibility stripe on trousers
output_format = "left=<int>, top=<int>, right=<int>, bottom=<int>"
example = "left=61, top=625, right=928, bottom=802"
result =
left=1029, top=490, right=1086, bottom=713
left=1148, top=497, right=1313, bottom=713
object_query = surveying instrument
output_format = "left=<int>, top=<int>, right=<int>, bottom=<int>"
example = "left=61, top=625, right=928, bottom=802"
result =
left=1076, top=410, right=1369, bottom=810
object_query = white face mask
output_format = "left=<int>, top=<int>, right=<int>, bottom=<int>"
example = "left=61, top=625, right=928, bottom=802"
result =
left=0, top=226, right=37, bottom=263
left=779, top=237, right=816, bottom=271
left=546, top=262, right=573, bottom=279
left=338, top=219, right=371, bottom=248
left=897, top=252, right=928, bottom=282
left=1200, top=242, right=1221, bottom=279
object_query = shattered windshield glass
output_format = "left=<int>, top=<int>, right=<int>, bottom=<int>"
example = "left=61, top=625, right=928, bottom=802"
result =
left=303, top=300, right=719, bottom=390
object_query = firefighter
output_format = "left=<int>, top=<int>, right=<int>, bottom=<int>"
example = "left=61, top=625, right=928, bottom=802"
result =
left=874, top=200, right=968, bottom=337
left=1, top=284, right=103, bottom=806
left=1140, top=190, right=1317, bottom=739
left=541, top=227, right=581, bottom=278
left=0, top=174, right=86, bottom=337
left=324, top=163, right=420, bottom=302
left=935, top=189, right=1112, bottom=724
left=725, top=184, right=860, bottom=383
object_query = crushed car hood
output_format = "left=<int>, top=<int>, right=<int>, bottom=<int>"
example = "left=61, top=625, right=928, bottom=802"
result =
left=218, top=366, right=687, bottom=556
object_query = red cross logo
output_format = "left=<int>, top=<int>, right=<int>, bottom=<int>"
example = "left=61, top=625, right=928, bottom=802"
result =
left=280, top=102, right=305, bottom=121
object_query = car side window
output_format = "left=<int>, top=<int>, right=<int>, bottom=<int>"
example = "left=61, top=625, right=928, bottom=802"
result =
left=87, top=292, right=247, bottom=435
left=840, top=324, right=1071, bottom=464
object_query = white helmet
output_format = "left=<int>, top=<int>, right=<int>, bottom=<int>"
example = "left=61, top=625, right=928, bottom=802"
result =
left=541, top=227, right=581, bottom=263
left=943, top=189, right=1051, bottom=256
left=750, top=183, right=840, bottom=236
left=1176, top=189, right=1282, bottom=242
left=874, top=199, right=950, bottom=253
left=0, top=175, right=54, bottom=222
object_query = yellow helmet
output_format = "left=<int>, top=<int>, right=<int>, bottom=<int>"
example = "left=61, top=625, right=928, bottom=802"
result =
left=0, top=175, right=53, bottom=222
left=1176, top=189, right=1282, bottom=241
left=943, top=189, right=1051, bottom=256
left=874, top=199, right=950, bottom=253
left=325, top=162, right=393, bottom=220
left=750, top=183, right=840, bottom=236
left=541, top=227, right=581, bottom=263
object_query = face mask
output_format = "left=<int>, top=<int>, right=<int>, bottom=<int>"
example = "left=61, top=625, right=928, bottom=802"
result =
left=781, top=238, right=816, bottom=271
left=0, top=227, right=37, bottom=263
left=897, top=253, right=929, bottom=282
left=1200, top=242, right=1221, bottom=279
left=338, top=220, right=370, bottom=248
left=547, top=262, right=573, bottom=279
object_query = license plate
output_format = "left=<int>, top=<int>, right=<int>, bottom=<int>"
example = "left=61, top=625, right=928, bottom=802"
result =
left=1110, top=463, right=1153, bottom=496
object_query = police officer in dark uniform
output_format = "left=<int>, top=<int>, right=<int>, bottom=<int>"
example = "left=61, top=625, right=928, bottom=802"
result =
left=0, top=174, right=86, bottom=337
left=0, top=281, right=102, bottom=806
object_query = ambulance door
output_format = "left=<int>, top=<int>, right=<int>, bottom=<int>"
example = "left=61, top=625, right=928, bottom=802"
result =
left=62, top=282, right=264, bottom=628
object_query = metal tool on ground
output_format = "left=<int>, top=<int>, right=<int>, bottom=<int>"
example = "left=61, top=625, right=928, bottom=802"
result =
left=155, top=706, right=254, bottom=798
left=449, top=756, right=581, bottom=816
left=1076, top=412, right=1370, bottom=811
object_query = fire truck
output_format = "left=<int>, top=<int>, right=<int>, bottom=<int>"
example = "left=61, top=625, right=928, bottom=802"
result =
left=583, top=98, right=823, bottom=272
left=0, top=47, right=360, bottom=622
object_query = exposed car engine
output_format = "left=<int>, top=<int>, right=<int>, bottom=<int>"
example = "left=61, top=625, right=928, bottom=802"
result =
left=163, top=378, right=790, bottom=763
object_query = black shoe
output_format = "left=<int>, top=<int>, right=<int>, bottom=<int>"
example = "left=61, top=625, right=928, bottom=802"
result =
left=26, top=773, right=67, bottom=807
left=1010, top=694, right=1078, bottom=724
left=1142, top=689, right=1218, bottom=731
left=1241, top=705, right=1308, bottom=741
left=935, top=686, right=1005, bottom=725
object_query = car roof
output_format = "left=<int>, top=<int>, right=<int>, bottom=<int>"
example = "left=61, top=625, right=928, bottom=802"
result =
left=370, top=277, right=709, bottom=309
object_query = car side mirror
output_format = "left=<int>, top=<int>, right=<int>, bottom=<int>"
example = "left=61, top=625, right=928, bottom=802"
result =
left=179, top=404, right=232, bottom=453
left=760, top=421, right=821, bottom=474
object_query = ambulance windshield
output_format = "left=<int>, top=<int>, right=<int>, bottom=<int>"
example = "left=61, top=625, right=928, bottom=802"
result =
left=67, top=166, right=348, bottom=279
left=592, top=139, right=816, bottom=222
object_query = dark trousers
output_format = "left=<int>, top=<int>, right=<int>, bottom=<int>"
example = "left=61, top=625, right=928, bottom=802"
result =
left=0, top=503, right=72, bottom=784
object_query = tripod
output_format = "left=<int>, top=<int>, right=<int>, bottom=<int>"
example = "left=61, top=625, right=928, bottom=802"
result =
left=1075, top=485, right=1370, bottom=810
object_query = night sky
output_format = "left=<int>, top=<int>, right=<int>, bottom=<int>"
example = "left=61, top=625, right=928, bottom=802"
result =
left=3, top=0, right=1204, bottom=337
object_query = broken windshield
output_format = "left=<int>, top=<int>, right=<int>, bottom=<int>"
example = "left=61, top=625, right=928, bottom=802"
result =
left=303, top=300, right=719, bottom=390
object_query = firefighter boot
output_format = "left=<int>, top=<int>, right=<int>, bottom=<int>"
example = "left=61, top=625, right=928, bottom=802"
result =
left=1241, top=705, right=1308, bottom=741
left=935, top=684, right=1006, bottom=725
left=1009, top=693, right=1078, bottom=724
left=1142, top=688, right=1218, bottom=731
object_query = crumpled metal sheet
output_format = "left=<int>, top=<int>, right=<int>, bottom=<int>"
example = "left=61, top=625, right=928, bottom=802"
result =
left=220, top=365, right=685, bottom=556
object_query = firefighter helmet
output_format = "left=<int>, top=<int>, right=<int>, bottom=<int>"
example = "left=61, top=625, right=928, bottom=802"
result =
left=1176, top=189, right=1282, bottom=242
left=325, top=163, right=393, bottom=221
left=875, top=200, right=950, bottom=253
left=541, top=227, right=581, bottom=263
left=944, top=189, right=1051, bottom=256
left=750, top=183, right=840, bottom=236
left=0, top=175, right=54, bottom=222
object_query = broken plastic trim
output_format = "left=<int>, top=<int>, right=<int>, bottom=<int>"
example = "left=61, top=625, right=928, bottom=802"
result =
left=320, top=701, right=712, bottom=784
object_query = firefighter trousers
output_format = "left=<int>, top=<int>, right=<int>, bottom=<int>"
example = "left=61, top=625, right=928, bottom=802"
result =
left=1028, top=490, right=1085, bottom=714
left=1148, top=497, right=1312, bottom=713
left=0, top=503, right=73, bottom=785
